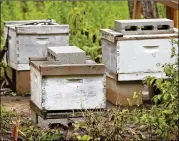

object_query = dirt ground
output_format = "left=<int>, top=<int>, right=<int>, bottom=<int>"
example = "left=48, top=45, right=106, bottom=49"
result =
left=1, top=95, right=151, bottom=117
left=1, top=95, right=116, bottom=118
left=1, top=95, right=31, bottom=117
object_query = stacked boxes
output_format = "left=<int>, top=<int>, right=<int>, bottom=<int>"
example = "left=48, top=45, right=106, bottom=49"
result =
left=4, top=19, right=69, bottom=94
left=100, top=19, right=178, bottom=106
left=30, top=46, right=106, bottom=125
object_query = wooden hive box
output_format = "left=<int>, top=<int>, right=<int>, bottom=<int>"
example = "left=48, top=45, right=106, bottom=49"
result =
left=4, top=19, right=69, bottom=71
left=100, top=19, right=178, bottom=105
left=100, top=19, right=178, bottom=81
left=29, top=57, right=106, bottom=113
left=4, top=20, right=70, bottom=95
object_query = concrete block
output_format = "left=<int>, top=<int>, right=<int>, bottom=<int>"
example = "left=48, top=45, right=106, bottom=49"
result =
left=115, top=19, right=174, bottom=35
left=47, top=46, right=86, bottom=65
left=38, top=116, right=68, bottom=128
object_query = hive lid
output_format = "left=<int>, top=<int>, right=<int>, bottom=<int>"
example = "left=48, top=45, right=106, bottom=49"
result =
left=100, top=28, right=178, bottom=42
left=5, top=20, right=69, bottom=35
left=4, top=19, right=56, bottom=26
left=29, top=57, right=105, bottom=76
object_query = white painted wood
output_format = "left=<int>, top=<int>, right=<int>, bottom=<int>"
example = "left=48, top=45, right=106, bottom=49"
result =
left=4, top=21, right=69, bottom=70
left=15, top=25, right=69, bottom=35
left=101, top=28, right=178, bottom=81
left=17, top=35, right=69, bottom=64
left=117, top=39, right=178, bottom=74
left=4, top=19, right=56, bottom=42
left=30, top=63, right=106, bottom=111
left=30, top=65, right=42, bottom=109
left=8, top=29, right=17, bottom=64
left=118, top=72, right=167, bottom=81
left=100, top=29, right=123, bottom=43
left=43, top=75, right=105, bottom=110
left=101, top=39, right=117, bottom=73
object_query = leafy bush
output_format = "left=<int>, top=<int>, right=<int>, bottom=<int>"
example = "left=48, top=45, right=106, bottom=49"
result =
left=19, top=120, right=64, bottom=141
left=145, top=39, right=178, bottom=129
left=72, top=40, right=178, bottom=141
left=0, top=106, right=64, bottom=141
left=1, top=106, right=16, bottom=140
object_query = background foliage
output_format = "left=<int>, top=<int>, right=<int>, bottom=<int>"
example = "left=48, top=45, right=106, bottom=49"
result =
left=1, top=1, right=166, bottom=62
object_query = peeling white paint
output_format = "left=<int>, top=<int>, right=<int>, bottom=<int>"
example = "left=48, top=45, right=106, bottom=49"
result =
left=5, top=23, right=69, bottom=70
left=117, top=39, right=178, bottom=74
left=101, top=33, right=178, bottom=81
left=30, top=65, right=106, bottom=111
left=30, top=65, right=42, bottom=109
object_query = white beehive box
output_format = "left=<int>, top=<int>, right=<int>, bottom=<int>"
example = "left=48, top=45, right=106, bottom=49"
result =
left=47, top=46, right=86, bottom=65
left=30, top=57, right=106, bottom=111
left=4, top=19, right=56, bottom=41
left=4, top=19, right=69, bottom=70
left=100, top=19, right=178, bottom=81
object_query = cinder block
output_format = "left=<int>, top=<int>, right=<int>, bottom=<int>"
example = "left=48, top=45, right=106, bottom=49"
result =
left=47, top=46, right=86, bottom=65
left=38, top=116, right=68, bottom=128
left=115, top=19, right=174, bottom=35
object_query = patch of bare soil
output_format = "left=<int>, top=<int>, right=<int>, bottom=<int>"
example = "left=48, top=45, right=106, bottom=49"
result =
left=1, top=95, right=31, bottom=117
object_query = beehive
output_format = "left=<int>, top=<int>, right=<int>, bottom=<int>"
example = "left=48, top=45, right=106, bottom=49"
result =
left=100, top=19, right=178, bottom=81
left=4, top=19, right=69, bottom=70
left=100, top=19, right=178, bottom=105
left=30, top=57, right=106, bottom=111
left=47, top=46, right=86, bottom=65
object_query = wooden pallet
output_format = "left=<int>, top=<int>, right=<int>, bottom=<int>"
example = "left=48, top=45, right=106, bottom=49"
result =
left=30, top=100, right=105, bottom=128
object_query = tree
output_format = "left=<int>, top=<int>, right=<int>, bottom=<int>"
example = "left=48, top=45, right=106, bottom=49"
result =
left=128, top=0, right=158, bottom=19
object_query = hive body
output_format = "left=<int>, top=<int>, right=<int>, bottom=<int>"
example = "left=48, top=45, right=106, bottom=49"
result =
left=4, top=20, right=69, bottom=70
left=30, top=58, right=106, bottom=111
left=100, top=19, right=178, bottom=105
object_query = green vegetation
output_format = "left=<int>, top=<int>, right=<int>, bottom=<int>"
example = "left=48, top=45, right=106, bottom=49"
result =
left=72, top=40, right=178, bottom=141
left=1, top=2, right=174, bottom=141
left=1, top=1, right=129, bottom=61
left=1, top=1, right=166, bottom=61
left=0, top=106, right=64, bottom=140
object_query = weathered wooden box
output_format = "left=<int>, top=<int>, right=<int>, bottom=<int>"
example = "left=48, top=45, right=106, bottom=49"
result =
left=106, top=76, right=143, bottom=106
left=100, top=27, right=178, bottom=81
left=30, top=57, right=106, bottom=111
left=4, top=19, right=69, bottom=71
